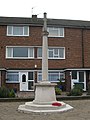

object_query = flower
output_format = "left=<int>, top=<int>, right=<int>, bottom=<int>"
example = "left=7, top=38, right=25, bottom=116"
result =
left=52, top=102, right=62, bottom=106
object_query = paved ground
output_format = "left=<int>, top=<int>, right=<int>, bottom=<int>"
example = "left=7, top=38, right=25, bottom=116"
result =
left=0, top=100, right=90, bottom=120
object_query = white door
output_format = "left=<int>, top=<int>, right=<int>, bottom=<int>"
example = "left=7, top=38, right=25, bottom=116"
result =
left=20, top=72, right=28, bottom=91
left=78, top=71, right=86, bottom=91
left=71, top=71, right=86, bottom=91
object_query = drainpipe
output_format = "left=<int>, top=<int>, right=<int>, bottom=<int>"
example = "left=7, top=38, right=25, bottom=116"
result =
left=81, top=28, right=84, bottom=68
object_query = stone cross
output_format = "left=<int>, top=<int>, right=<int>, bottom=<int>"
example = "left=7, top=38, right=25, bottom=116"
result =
left=42, top=13, right=49, bottom=82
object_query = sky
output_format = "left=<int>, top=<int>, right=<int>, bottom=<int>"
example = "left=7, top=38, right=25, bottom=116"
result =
left=0, top=0, right=90, bottom=21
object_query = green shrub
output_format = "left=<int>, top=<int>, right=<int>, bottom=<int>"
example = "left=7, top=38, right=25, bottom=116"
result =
left=67, top=87, right=83, bottom=96
left=0, top=86, right=15, bottom=98
left=0, top=86, right=10, bottom=98
left=55, top=87, right=62, bottom=95
left=9, top=89, right=15, bottom=98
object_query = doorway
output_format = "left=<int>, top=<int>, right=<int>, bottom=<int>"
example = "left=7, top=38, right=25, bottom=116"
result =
left=71, top=71, right=86, bottom=91
left=20, top=72, right=34, bottom=91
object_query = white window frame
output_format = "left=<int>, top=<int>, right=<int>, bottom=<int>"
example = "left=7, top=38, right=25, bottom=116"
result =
left=7, top=26, right=29, bottom=36
left=28, top=72, right=34, bottom=91
left=6, top=46, right=34, bottom=59
left=6, top=71, right=19, bottom=83
left=47, top=27, right=64, bottom=37
left=37, top=47, right=65, bottom=59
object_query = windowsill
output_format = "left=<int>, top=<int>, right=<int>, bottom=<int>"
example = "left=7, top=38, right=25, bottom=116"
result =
left=7, top=35, right=29, bottom=37
left=6, top=57, right=34, bottom=59
left=6, top=81, right=19, bottom=83
left=37, top=58, right=65, bottom=60
left=48, top=36, right=64, bottom=38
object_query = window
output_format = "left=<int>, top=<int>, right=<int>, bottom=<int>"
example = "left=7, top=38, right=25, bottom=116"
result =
left=37, top=71, right=65, bottom=82
left=6, top=47, right=34, bottom=59
left=28, top=72, right=34, bottom=90
left=28, top=72, right=33, bottom=80
left=28, top=81, right=34, bottom=90
left=47, top=27, right=64, bottom=37
left=48, top=48, right=65, bottom=59
left=7, top=72, right=19, bottom=83
left=7, top=26, right=29, bottom=36
left=72, top=71, right=77, bottom=79
left=22, top=74, right=26, bottom=82
left=37, top=47, right=65, bottom=59
left=79, top=71, right=84, bottom=82
left=37, top=47, right=42, bottom=58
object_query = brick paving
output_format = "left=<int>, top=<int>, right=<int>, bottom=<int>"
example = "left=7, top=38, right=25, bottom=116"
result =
left=0, top=100, right=90, bottom=120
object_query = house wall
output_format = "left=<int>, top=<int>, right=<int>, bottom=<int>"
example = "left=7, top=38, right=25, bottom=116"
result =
left=65, top=71, right=71, bottom=92
left=6, top=83, right=19, bottom=92
left=0, top=26, right=88, bottom=69
left=83, top=29, right=90, bottom=67
left=0, top=25, right=90, bottom=91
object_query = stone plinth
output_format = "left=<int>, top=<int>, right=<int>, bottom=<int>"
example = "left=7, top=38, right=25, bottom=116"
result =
left=33, top=82, right=57, bottom=105
left=18, top=82, right=73, bottom=113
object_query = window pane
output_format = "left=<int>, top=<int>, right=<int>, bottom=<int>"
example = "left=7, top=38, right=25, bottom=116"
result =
left=28, top=72, right=33, bottom=80
left=7, top=72, right=19, bottom=82
left=37, top=72, right=42, bottom=81
left=13, top=26, right=23, bottom=35
left=7, top=47, right=12, bottom=57
left=38, top=71, right=64, bottom=82
left=22, top=74, right=26, bottom=82
left=24, top=26, right=29, bottom=35
left=13, top=47, right=28, bottom=57
left=48, top=72, right=59, bottom=82
left=72, top=71, right=77, bottom=79
left=79, top=72, right=84, bottom=82
left=59, top=48, right=64, bottom=58
left=60, top=28, right=64, bottom=36
left=28, top=81, right=33, bottom=90
left=60, top=72, right=65, bottom=80
left=28, top=48, right=34, bottom=57
left=37, top=48, right=42, bottom=57
left=48, top=51, right=53, bottom=57
left=48, top=27, right=64, bottom=37
left=50, top=28, right=58, bottom=36
left=54, top=49, right=59, bottom=58
left=54, top=49, right=58, bottom=55
left=48, top=48, right=53, bottom=58
left=7, top=26, right=12, bottom=35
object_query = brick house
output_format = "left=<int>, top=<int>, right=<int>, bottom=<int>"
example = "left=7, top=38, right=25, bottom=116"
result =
left=0, top=15, right=90, bottom=92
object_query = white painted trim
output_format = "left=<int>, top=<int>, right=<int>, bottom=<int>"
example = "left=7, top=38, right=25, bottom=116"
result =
left=6, top=81, right=19, bottom=83
left=0, top=68, right=6, bottom=71
left=65, top=68, right=90, bottom=71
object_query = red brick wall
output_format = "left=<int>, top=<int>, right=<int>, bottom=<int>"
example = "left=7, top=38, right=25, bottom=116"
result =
left=1, top=71, right=6, bottom=86
left=0, top=26, right=90, bottom=70
left=83, top=29, right=90, bottom=67
left=65, top=71, right=71, bottom=92
left=6, top=83, right=19, bottom=92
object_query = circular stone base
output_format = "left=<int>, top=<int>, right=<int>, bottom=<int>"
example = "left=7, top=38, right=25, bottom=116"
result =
left=18, top=101, right=73, bottom=113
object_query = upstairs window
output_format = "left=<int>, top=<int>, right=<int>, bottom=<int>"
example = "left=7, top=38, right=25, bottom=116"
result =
left=37, top=47, right=65, bottom=59
left=6, top=46, right=34, bottom=59
left=7, top=26, right=29, bottom=36
left=47, top=27, right=64, bottom=37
